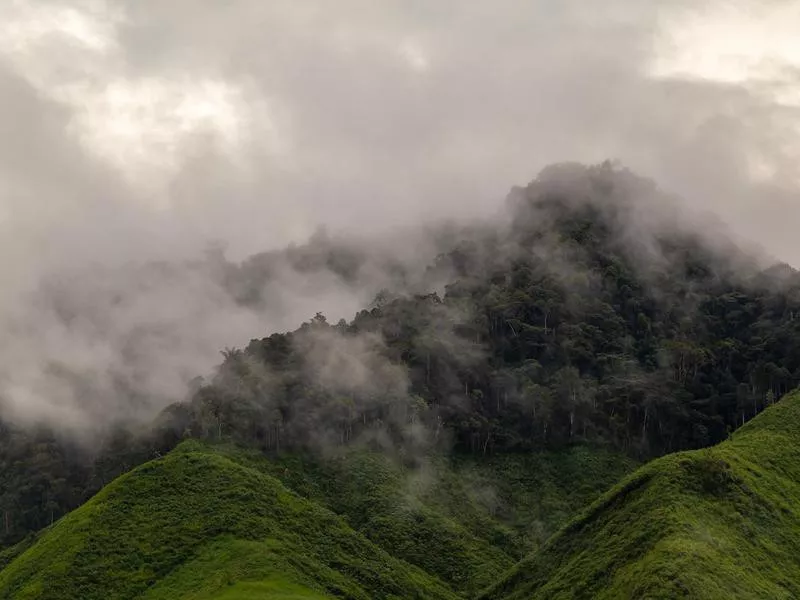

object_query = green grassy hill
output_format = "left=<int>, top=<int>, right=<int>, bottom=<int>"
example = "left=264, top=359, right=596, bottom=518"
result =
left=481, top=391, right=800, bottom=600
left=0, top=440, right=633, bottom=600
left=0, top=440, right=457, bottom=600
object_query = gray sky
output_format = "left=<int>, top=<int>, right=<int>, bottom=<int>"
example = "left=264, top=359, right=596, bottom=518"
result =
left=1, top=0, right=799, bottom=428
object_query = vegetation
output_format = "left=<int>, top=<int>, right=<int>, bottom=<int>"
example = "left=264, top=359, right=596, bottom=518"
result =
left=0, top=439, right=633, bottom=599
left=251, top=445, right=635, bottom=593
left=480, top=390, right=800, bottom=599
left=3, top=162, right=800, bottom=596
left=184, top=162, right=800, bottom=463
left=0, top=441, right=458, bottom=600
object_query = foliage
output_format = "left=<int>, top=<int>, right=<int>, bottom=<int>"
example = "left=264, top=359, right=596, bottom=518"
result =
left=0, top=418, right=183, bottom=548
left=249, top=445, right=635, bottom=593
left=3, top=160, right=800, bottom=583
left=0, top=441, right=457, bottom=600
left=180, top=163, right=800, bottom=464
left=479, top=391, right=800, bottom=599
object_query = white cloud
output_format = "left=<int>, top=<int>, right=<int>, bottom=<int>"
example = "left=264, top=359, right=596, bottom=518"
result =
left=652, top=1, right=800, bottom=87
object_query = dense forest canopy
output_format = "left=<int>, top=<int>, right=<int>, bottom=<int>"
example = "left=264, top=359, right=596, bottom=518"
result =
left=3, top=161, right=800, bottom=548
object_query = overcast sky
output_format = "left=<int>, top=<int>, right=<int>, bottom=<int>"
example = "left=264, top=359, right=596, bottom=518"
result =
left=2, top=0, right=800, bottom=258
left=1, top=0, right=800, bottom=427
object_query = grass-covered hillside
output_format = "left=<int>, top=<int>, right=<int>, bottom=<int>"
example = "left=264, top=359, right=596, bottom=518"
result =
left=0, top=439, right=633, bottom=600
left=481, top=390, right=800, bottom=600
left=0, top=441, right=457, bottom=600
left=255, top=445, right=636, bottom=593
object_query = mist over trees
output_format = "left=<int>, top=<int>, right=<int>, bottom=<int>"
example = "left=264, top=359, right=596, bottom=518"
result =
left=3, top=162, right=800, bottom=547
left=186, top=162, right=798, bottom=457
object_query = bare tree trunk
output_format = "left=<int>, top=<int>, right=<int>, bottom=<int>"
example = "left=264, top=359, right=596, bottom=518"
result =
left=642, top=405, right=648, bottom=442
left=426, top=352, right=430, bottom=384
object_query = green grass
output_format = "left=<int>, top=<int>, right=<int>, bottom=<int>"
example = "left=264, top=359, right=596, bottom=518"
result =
left=440, top=447, right=640, bottom=557
left=0, top=535, right=37, bottom=572
left=250, top=450, right=513, bottom=595
left=245, top=444, right=635, bottom=595
left=480, top=391, right=800, bottom=600
left=0, top=441, right=456, bottom=600
left=140, top=540, right=336, bottom=599
left=0, top=438, right=636, bottom=599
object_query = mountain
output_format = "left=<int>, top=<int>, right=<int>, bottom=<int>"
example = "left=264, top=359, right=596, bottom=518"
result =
left=167, top=160, right=800, bottom=478
left=480, top=390, right=800, bottom=600
left=4, top=161, right=800, bottom=596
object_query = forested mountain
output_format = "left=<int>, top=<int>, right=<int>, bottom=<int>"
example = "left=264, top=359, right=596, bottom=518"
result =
left=184, top=161, right=800, bottom=459
left=3, top=162, right=800, bottom=595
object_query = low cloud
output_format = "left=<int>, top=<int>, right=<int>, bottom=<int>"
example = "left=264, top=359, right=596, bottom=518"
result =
left=1, top=0, right=799, bottom=429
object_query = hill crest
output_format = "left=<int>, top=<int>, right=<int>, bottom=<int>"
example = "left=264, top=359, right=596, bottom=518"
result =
left=480, top=390, right=800, bottom=599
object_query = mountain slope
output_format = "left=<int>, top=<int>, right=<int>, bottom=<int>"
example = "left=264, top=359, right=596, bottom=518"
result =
left=0, top=441, right=457, bottom=600
left=481, top=390, right=800, bottom=600
left=0, top=438, right=636, bottom=599
left=252, top=445, right=636, bottom=593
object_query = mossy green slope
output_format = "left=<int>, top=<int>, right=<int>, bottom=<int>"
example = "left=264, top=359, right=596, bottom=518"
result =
left=251, top=445, right=635, bottom=595
left=481, top=391, right=800, bottom=600
left=0, top=440, right=456, bottom=600
left=0, top=439, right=635, bottom=600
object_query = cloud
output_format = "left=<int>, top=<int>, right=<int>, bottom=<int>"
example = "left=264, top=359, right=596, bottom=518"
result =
left=1, top=0, right=799, bottom=428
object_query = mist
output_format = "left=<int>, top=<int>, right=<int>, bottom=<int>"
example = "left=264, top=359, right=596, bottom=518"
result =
left=1, top=0, right=799, bottom=430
